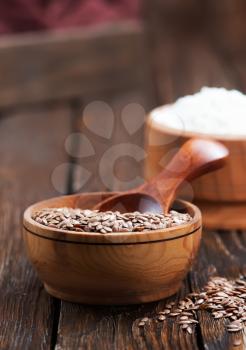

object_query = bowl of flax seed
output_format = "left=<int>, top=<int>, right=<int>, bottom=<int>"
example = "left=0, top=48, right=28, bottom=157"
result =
left=23, top=191, right=202, bottom=305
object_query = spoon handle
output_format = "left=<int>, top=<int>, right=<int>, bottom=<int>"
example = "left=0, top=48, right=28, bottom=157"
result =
left=139, top=138, right=229, bottom=213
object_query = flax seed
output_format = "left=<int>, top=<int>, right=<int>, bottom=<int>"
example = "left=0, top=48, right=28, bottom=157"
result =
left=33, top=207, right=192, bottom=233
left=139, top=275, right=246, bottom=334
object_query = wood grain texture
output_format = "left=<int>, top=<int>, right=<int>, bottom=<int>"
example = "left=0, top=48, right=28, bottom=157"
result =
left=56, top=279, right=201, bottom=350
left=145, top=110, right=246, bottom=202
left=94, top=138, right=228, bottom=214
left=195, top=200, right=246, bottom=230
left=53, top=18, right=246, bottom=349
left=0, top=22, right=147, bottom=109
left=0, top=2, right=244, bottom=348
left=205, top=0, right=246, bottom=57
left=54, top=232, right=246, bottom=350
left=142, top=2, right=246, bottom=348
left=23, top=193, right=201, bottom=304
left=0, top=107, right=71, bottom=349
left=190, top=230, right=246, bottom=350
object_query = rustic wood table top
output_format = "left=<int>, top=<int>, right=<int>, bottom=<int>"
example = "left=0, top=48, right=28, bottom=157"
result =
left=1, top=36, right=246, bottom=350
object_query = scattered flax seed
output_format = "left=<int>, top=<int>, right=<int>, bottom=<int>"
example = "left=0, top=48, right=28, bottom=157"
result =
left=158, top=315, right=166, bottom=321
left=187, top=327, right=193, bottom=334
left=180, top=316, right=189, bottom=321
left=32, top=208, right=192, bottom=233
left=233, top=338, right=242, bottom=346
left=164, top=309, right=171, bottom=314
left=169, top=313, right=180, bottom=317
left=138, top=317, right=149, bottom=327
left=138, top=275, right=246, bottom=338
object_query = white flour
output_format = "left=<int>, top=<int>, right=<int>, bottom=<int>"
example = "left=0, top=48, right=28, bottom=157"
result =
left=151, top=87, right=246, bottom=137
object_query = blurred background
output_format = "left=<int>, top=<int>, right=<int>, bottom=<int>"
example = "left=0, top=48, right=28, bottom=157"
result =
left=1, top=0, right=246, bottom=199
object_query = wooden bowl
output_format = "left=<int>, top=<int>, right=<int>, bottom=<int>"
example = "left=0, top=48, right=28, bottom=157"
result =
left=23, top=192, right=202, bottom=305
left=145, top=105, right=246, bottom=202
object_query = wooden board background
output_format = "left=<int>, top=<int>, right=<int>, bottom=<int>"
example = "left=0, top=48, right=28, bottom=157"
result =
left=0, top=6, right=246, bottom=349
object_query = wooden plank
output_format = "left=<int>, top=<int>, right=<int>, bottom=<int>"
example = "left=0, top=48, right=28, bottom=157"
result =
left=55, top=233, right=246, bottom=349
left=151, top=37, right=236, bottom=105
left=56, top=281, right=199, bottom=349
left=143, top=0, right=242, bottom=105
left=0, top=106, right=70, bottom=349
left=190, top=231, right=246, bottom=350
left=0, top=22, right=147, bottom=109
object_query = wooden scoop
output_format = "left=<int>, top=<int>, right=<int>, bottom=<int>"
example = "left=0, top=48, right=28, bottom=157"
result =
left=94, top=138, right=229, bottom=214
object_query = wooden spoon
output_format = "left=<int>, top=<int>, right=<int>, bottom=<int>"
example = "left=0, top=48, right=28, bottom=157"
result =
left=94, top=138, right=229, bottom=214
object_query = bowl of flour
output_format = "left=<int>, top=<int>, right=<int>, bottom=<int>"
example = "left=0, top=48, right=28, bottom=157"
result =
left=145, top=87, right=246, bottom=202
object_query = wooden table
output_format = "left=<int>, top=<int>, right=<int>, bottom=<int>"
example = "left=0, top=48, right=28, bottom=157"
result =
left=1, top=31, right=246, bottom=350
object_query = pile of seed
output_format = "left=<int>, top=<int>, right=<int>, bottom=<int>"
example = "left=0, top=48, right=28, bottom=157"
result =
left=32, top=207, right=192, bottom=233
left=138, top=276, right=246, bottom=336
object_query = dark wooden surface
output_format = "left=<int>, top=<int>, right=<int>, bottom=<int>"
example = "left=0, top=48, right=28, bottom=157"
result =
left=0, top=21, right=150, bottom=110
left=1, top=13, right=246, bottom=350
left=0, top=107, right=70, bottom=349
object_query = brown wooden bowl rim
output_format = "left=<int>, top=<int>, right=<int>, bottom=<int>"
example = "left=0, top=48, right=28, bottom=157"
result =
left=23, top=193, right=202, bottom=244
left=148, top=104, right=246, bottom=142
